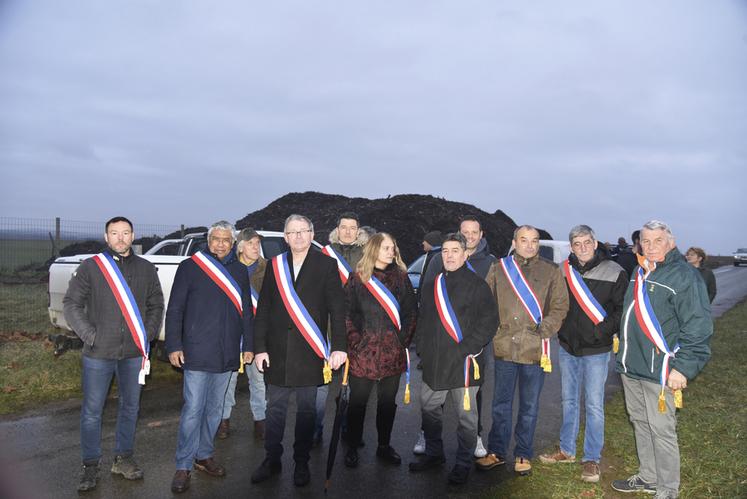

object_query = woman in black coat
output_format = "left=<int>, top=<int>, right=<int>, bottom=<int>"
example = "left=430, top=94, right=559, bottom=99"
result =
left=344, top=233, right=417, bottom=468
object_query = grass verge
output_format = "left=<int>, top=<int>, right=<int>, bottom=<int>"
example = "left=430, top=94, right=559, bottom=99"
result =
left=483, top=300, right=747, bottom=498
left=0, top=337, right=183, bottom=415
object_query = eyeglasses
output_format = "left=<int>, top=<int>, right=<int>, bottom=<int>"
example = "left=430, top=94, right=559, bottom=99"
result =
left=285, top=229, right=312, bottom=237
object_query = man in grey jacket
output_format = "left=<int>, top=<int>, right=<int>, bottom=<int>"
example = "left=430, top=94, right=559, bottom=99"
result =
left=64, top=216, right=164, bottom=492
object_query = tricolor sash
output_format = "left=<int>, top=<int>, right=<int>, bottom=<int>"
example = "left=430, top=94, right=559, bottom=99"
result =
left=92, top=253, right=150, bottom=385
left=500, top=256, right=552, bottom=372
left=632, top=261, right=682, bottom=412
left=434, top=272, right=479, bottom=410
left=272, top=253, right=332, bottom=382
left=250, top=285, right=259, bottom=315
left=192, top=251, right=243, bottom=316
left=563, top=260, right=607, bottom=325
left=466, top=260, right=476, bottom=273
left=322, top=245, right=353, bottom=285
left=363, top=275, right=401, bottom=331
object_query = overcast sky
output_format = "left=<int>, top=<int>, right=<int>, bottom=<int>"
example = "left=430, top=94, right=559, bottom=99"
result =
left=1, top=1, right=745, bottom=254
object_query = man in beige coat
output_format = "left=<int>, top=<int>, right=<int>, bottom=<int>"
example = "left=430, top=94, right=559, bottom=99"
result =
left=476, top=225, right=569, bottom=475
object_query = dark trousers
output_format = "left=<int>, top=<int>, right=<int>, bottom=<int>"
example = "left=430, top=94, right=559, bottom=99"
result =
left=346, top=374, right=400, bottom=447
left=264, top=384, right=317, bottom=464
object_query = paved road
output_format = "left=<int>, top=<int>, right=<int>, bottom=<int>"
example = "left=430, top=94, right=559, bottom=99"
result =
left=2, top=266, right=745, bottom=499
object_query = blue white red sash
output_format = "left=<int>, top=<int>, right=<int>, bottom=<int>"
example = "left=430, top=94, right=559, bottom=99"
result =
left=466, top=260, right=476, bottom=273
left=322, top=245, right=353, bottom=285
left=500, top=256, right=552, bottom=372
left=633, top=263, right=679, bottom=407
left=272, top=253, right=330, bottom=362
left=364, top=275, right=401, bottom=331
left=92, top=253, right=150, bottom=384
left=434, top=273, right=462, bottom=343
left=563, top=260, right=607, bottom=325
left=434, top=272, right=479, bottom=409
left=192, top=251, right=243, bottom=316
left=250, top=285, right=259, bottom=315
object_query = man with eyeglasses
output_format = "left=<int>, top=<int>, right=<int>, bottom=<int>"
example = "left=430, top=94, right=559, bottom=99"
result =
left=612, top=220, right=712, bottom=499
left=251, top=214, right=347, bottom=487
left=166, top=220, right=253, bottom=494
left=539, top=225, right=627, bottom=484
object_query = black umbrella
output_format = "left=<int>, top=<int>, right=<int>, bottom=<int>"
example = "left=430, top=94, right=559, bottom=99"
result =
left=325, top=359, right=350, bottom=493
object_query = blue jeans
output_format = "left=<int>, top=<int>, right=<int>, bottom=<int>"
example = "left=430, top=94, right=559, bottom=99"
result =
left=175, top=369, right=232, bottom=470
left=487, top=358, right=545, bottom=459
left=222, top=363, right=267, bottom=421
left=558, top=348, right=609, bottom=462
left=80, top=355, right=143, bottom=464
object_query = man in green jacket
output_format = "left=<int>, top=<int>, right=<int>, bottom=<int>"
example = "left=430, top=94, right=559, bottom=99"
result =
left=612, top=220, right=712, bottom=499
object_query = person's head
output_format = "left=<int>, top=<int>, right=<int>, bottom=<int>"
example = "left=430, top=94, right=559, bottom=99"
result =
left=685, top=246, right=706, bottom=268
left=459, top=216, right=483, bottom=253
left=617, top=237, right=627, bottom=247
left=236, top=228, right=262, bottom=264
left=284, top=214, right=314, bottom=254
left=356, top=232, right=406, bottom=282
left=441, top=232, right=468, bottom=272
left=207, top=220, right=236, bottom=260
left=422, top=230, right=442, bottom=252
left=639, top=220, right=676, bottom=263
left=104, top=216, right=134, bottom=256
left=513, top=225, right=540, bottom=259
left=569, top=225, right=598, bottom=265
left=336, top=212, right=360, bottom=245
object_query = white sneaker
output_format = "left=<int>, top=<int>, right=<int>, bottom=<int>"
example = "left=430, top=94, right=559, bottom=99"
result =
left=413, top=431, right=426, bottom=455
left=474, top=436, right=488, bottom=458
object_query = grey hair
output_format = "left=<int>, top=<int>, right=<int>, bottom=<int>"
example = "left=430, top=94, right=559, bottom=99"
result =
left=641, top=220, right=674, bottom=239
left=442, top=232, right=467, bottom=251
left=284, top=214, right=314, bottom=233
left=208, top=220, right=236, bottom=240
left=568, top=224, right=596, bottom=242
left=513, top=224, right=539, bottom=240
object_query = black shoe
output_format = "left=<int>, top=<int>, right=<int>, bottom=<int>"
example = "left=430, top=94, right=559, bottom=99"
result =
left=447, top=464, right=470, bottom=485
left=293, top=461, right=311, bottom=487
left=170, top=470, right=191, bottom=494
left=408, top=455, right=446, bottom=472
left=344, top=448, right=359, bottom=468
left=78, top=463, right=100, bottom=492
left=376, top=445, right=402, bottom=466
left=251, top=459, right=282, bottom=484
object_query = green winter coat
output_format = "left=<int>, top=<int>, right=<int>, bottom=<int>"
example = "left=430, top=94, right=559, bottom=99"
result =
left=616, top=247, right=712, bottom=383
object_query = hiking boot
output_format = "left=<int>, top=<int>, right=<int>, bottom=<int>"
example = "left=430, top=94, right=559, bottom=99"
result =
left=376, top=445, right=402, bottom=466
left=254, top=419, right=265, bottom=440
left=77, top=463, right=99, bottom=492
left=194, top=457, right=226, bottom=477
left=251, top=459, right=282, bottom=483
left=539, top=448, right=576, bottom=464
left=293, top=461, right=310, bottom=487
left=217, top=418, right=230, bottom=439
left=170, top=470, right=191, bottom=494
left=447, top=464, right=470, bottom=485
left=475, top=453, right=506, bottom=471
left=611, top=474, right=656, bottom=494
left=408, top=455, right=446, bottom=472
left=412, top=431, right=426, bottom=455
left=581, top=461, right=600, bottom=483
left=344, top=448, right=359, bottom=468
left=111, top=455, right=144, bottom=480
left=474, top=437, right=488, bottom=458
left=514, top=457, right=532, bottom=475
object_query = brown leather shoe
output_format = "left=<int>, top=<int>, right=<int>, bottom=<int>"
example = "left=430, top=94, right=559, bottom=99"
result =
left=254, top=420, right=265, bottom=440
left=217, top=419, right=230, bottom=439
left=171, top=470, right=191, bottom=493
left=194, top=458, right=226, bottom=477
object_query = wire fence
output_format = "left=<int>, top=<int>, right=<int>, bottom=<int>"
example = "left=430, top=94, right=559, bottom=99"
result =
left=0, top=217, right=184, bottom=335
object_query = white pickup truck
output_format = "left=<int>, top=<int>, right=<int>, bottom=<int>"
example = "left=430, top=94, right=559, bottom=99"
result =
left=48, top=230, right=320, bottom=355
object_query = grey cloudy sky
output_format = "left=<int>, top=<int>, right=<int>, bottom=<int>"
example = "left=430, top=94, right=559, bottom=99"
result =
left=1, top=1, right=745, bottom=254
